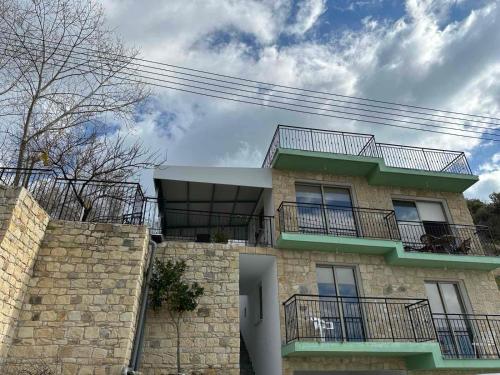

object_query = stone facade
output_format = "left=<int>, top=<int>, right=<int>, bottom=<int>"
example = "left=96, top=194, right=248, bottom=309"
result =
left=0, top=186, right=49, bottom=363
left=5, top=220, right=149, bottom=375
left=140, top=241, right=240, bottom=375
left=271, top=168, right=500, bottom=375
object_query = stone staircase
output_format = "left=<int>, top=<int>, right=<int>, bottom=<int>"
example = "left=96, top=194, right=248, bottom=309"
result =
left=240, top=333, right=255, bottom=375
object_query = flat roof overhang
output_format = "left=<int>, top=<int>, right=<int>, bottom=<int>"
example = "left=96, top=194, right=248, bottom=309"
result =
left=282, top=342, right=500, bottom=371
left=152, top=166, right=272, bottom=236
left=271, top=149, right=479, bottom=193
left=276, top=233, right=500, bottom=271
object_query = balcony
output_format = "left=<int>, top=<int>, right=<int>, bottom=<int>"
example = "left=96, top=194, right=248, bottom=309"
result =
left=276, top=202, right=500, bottom=270
left=282, top=294, right=438, bottom=359
left=399, top=221, right=497, bottom=257
left=282, top=295, right=500, bottom=370
left=263, top=125, right=478, bottom=192
left=138, top=201, right=274, bottom=247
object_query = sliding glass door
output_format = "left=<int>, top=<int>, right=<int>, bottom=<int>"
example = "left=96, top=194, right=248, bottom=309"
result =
left=295, top=184, right=356, bottom=236
left=316, top=266, right=364, bottom=342
left=425, top=282, right=474, bottom=358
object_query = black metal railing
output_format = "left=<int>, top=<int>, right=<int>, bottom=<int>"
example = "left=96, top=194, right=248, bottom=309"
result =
left=398, top=221, right=497, bottom=256
left=283, top=294, right=435, bottom=344
left=433, top=313, right=500, bottom=359
left=262, top=125, right=377, bottom=168
left=137, top=199, right=274, bottom=247
left=278, top=201, right=400, bottom=241
left=376, top=143, right=471, bottom=174
left=263, top=125, right=472, bottom=175
left=0, top=167, right=144, bottom=224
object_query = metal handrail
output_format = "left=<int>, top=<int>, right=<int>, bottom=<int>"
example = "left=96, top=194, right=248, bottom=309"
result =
left=278, top=201, right=400, bottom=241
left=262, top=125, right=473, bottom=175
left=283, top=294, right=435, bottom=344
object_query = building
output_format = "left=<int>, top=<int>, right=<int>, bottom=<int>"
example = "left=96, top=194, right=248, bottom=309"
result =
left=142, top=125, right=500, bottom=374
left=0, top=124, right=499, bottom=375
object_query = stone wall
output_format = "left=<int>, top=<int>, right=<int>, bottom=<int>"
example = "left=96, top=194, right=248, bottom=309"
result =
left=0, top=186, right=49, bottom=363
left=240, top=243, right=500, bottom=374
left=4, top=220, right=149, bottom=375
left=140, top=241, right=240, bottom=375
left=272, top=169, right=474, bottom=237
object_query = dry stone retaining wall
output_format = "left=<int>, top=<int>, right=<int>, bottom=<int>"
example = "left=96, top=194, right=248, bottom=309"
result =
left=140, top=241, right=240, bottom=375
left=0, top=186, right=49, bottom=363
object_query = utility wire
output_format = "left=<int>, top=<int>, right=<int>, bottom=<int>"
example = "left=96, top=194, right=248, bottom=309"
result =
left=1, top=28, right=498, bottom=124
left=3, top=36, right=500, bottom=136
left=1, top=33, right=500, bottom=141
left=4, top=50, right=498, bottom=142
left=2, top=30, right=499, bottom=131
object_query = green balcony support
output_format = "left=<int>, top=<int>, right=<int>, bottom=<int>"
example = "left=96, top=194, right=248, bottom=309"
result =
left=282, top=341, right=500, bottom=371
left=271, top=148, right=478, bottom=193
left=276, top=232, right=500, bottom=270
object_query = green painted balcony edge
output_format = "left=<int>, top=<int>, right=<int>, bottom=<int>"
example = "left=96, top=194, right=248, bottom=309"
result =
left=281, top=341, right=500, bottom=371
left=276, top=232, right=500, bottom=270
left=271, top=148, right=478, bottom=193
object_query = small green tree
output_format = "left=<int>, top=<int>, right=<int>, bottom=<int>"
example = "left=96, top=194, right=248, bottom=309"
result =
left=149, top=259, right=204, bottom=375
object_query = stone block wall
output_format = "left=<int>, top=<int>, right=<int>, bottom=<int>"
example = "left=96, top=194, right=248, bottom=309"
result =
left=4, top=220, right=149, bottom=375
left=0, top=186, right=49, bottom=363
left=140, top=241, right=240, bottom=375
left=275, top=248, right=500, bottom=375
left=272, top=169, right=475, bottom=238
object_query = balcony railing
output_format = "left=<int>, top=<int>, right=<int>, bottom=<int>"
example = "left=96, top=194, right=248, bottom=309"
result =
left=398, top=221, right=497, bottom=257
left=263, top=125, right=377, bottom=168
left=0, top=167, right=144, bottom=223
left=283, top=294, right=435, bottom=344
left=278, top=201, right=400, bottom=241
left=263, top=125, right=472, bottom=175
left=433, top=313, right=500, bottom=359
left=133, top=199, right=274, bottom=247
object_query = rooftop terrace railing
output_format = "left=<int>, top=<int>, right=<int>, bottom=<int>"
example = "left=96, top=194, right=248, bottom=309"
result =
left=283, top=294, right=435, bottom=344
left=278, top=201, right=400, bottom=241
left=263, top=125, right=473, bottom=175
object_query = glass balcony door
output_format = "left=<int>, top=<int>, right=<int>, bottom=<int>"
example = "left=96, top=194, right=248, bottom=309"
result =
left=425, top=282, right=474, bottom=358
left=316, top=266, right=365, bottom=342
left=295, top=184, right=356, bottom=236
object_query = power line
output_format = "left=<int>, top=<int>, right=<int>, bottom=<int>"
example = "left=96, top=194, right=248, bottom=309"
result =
left=4, top=36, right=500, bottom=137
left=2, top=29, right=499, bottom=129
left=1, top=33, right=500, bottom=142
left=4, top=51, right=499, bottom=142
left=2, top=27, right=498, bottom=123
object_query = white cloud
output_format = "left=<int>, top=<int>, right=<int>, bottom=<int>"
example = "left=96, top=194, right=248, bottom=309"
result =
left=287, top=0, right=327, bottom=35
left=465, top=152, right=500, bottom=201
left=101, top=0, right=500, bottom=198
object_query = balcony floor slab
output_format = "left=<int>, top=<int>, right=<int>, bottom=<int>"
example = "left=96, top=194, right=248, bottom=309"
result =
left=277, top=233, right=500, bottom=270
left=282, top=341, right=500, bottom=371
left=272, top=149, right=478, bottom=193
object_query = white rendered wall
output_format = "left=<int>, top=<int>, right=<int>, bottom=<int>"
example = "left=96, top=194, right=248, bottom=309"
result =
left=239, top=258, right=282, bottom=375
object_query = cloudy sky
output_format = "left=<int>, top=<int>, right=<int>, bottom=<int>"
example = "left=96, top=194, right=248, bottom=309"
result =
left=101, top=0, right=500, bottom=200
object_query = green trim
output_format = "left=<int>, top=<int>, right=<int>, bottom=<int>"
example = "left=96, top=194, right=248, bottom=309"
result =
left=281, top=341, right=439, bottom=357
left=282, top=341, right=500, bottom=370
left=272, top=148, right=478, bottom=193
left=277, top=233, right=500, bottom=270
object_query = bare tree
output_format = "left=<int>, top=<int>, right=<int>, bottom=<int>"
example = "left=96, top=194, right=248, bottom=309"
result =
left=31, top=125, right=162, bottom=221
left=0, top=0, right=149, bottom=180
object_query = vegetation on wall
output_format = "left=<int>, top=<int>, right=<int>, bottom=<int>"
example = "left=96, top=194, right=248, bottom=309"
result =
left=149, top=259, right=204, bottom=375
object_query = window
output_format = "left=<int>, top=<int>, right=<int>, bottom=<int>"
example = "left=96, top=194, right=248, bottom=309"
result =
left=316, top=266, right=364, bottom=341
left=257, top=282, right=263, bottom=322
left=425, top=281, right=473, bottom=358
left=393, top=200, right=450, bottom=247
left=295, top=184, right=356, bottom=236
